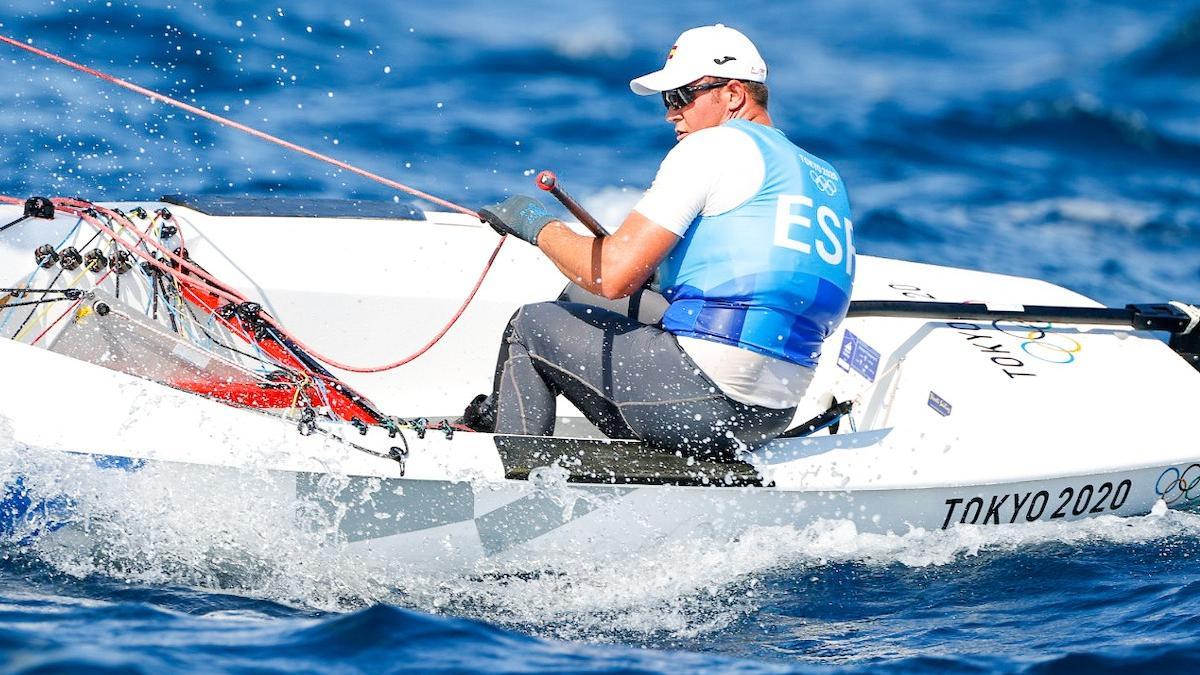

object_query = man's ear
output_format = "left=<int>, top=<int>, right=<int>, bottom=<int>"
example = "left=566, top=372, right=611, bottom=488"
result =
left=726, top=81, right=747, bottom=111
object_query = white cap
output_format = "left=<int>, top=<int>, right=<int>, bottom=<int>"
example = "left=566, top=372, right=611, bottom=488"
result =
left=629, top=24, right=767, bottom=95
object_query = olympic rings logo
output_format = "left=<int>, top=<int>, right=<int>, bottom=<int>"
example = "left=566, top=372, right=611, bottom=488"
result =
left=811, top=170, right=839, bottom=196
left=994, top=320, right=1083, bottom=364
left=1156, top=464, right=1200, bottom=504
left=1020, top=334, right=1082, bottom=364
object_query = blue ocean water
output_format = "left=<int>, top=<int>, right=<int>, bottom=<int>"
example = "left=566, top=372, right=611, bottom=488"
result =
left=1, top=0, right=1200, bottom=672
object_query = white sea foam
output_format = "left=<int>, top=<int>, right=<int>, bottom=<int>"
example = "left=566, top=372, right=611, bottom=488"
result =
left=578, top=185, right=643, bottom=234
left=551, top=19, right=631, bottom=59
left=1000, top=197, right=1163, bottom=230
left=0, top=430, right=385, bottom=611
left=199, top=609, right=278, bottom=623
left=395, top=506, right=1200, bottom=640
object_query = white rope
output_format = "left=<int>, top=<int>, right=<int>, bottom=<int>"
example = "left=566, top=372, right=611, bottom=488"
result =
left=1169, top=301, right=1200, bottom=335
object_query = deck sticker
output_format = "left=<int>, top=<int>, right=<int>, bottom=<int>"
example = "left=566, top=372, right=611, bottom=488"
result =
left=836, top=332, right=857, bottom=372
left=837, top=331, right=880, bottom=382
left=928, top=391, right=952, bottom=417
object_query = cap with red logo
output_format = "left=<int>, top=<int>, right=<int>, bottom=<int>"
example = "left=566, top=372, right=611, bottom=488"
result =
left=629, top=24, right=767, bottom=95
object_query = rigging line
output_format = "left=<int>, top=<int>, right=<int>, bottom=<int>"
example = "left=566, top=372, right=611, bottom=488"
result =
left=166, top=275, right=212, bottom=347
left=3, top=193, right=498, bottom=378
left=63, top=199, right=267, bottom=309
left=129, top=212, right=164, bottom=256
left=26, top=268, right=106, bottom=345
left=0, top=216, right=84, bottom=335
left=7, top=197, right=504, bottom=380
left=56, top=202, right=244, bottom=305
left=61, top=198, right=506, bottom=375
left=15, top=208, right=136, bottom=344
left=150, top=271, right=158, bottom=318
left=0, top=271, right=39, bottom=336
left=10, top=226, right=100, bottom=338
left=0, top=287, right=80, bottom=295
left=0, top=33, right=477, bottom=218
left=12, top=268, right=90, bottom=340
left=156, top=274, right=183, bottom=335
left=179, top=295, right=303, bottom=381
left=0, top=297, right=79, bottom=310
left=116, top=211, right=170, bottom=316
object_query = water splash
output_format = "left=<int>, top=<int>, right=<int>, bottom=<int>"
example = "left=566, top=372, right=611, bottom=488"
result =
left=5, top=421, right=1200, bottom=644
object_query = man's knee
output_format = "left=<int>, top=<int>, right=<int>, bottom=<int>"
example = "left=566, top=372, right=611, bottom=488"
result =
left=505, top=301, right=563, bottom=346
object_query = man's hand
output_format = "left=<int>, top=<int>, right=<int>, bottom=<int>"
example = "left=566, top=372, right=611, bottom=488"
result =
left=478, top=195, right=557, bottom=245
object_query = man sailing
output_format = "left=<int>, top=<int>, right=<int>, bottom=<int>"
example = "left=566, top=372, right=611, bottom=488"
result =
left=471, top=24, right=856, bottom=460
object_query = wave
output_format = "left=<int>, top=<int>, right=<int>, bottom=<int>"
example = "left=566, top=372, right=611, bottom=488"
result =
left=855, top=207, right=948, bottom=245
left=455, top=43, right=658, bottom=91
left=1018, top=644, right=1200, bottom=672
left=905, top=94, right=1200, bottom=164
left=0, top=559, right=793, bottom=674
left=852, top=193, right=1200, bottom=304
left=277, top=604, right=789, bottom=673
left=1124, top=9, right=1200, bottom=76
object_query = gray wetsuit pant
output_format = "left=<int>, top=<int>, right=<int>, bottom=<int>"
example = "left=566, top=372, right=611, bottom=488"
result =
left=491, top=297, right=797, bottom=460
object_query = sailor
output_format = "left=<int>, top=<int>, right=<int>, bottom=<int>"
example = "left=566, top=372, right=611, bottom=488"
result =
left=469, top=24, right=856, bottom=459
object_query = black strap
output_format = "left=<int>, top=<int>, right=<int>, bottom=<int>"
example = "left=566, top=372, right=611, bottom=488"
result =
left=0, top=215, right=28, bottom=234
left=778, top=399, right=854, bottom=439
left=0, top=287, right=81, bottom=297
left=0, top=296, right=79, bottom=310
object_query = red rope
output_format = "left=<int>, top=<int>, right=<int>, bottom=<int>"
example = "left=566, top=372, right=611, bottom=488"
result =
left=2, top=196, right=509, bottom=374
left=57, top=200, right=245, bottom=304
left=0, top=32, right=514, bottom=373
left=76, top=199, right=509, bottom=373
left=273, top=236, right=507, bottom=373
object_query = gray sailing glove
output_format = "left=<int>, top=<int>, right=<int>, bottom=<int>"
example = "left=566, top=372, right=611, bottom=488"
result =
left=478, top=195, right=556, bottom=245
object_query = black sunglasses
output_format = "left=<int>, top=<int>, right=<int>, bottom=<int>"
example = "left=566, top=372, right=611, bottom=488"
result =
left=661, top=79, right=731, bottom=110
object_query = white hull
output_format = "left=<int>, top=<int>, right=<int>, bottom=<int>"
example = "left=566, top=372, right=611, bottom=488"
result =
left=4, top=445, right=1167, bottom=573
left=2, top=197, right=1199, bottom=573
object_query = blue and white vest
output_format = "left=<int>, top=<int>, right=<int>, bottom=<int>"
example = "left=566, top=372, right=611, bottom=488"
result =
left=657, top=119, right=855, bottom=368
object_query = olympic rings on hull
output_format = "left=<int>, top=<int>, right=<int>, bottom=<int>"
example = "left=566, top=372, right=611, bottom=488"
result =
left=1156, top=464, right=1200, bottom=505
